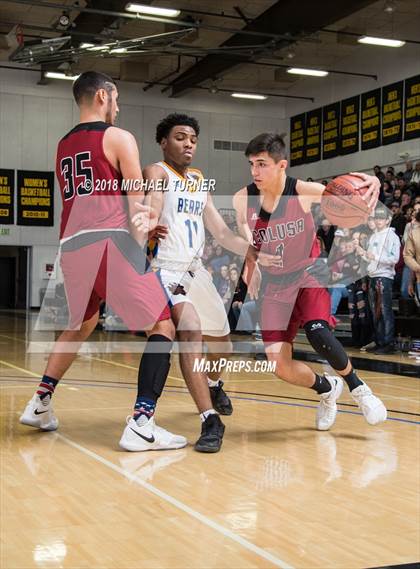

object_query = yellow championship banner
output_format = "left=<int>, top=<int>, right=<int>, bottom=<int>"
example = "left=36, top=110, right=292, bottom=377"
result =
left=382, top=81, right=403, bottom=145
left=0, top=169, right=14, bottom=225
left=17, top=170, right=54, bottom=226
left=290, top=113, right=306, bottom=166
left=322, top=102, right=340, bottom=160
left=404, top=74, right=420, bottom=141
left=361, top=88, right=381, bottom=150
left=305, top=108, right=322, bottom=163
left=340, top=95, right=360, bottom=155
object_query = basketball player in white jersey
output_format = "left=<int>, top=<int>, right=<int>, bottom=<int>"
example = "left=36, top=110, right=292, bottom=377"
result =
left=134, top=113, right=280, bottom=452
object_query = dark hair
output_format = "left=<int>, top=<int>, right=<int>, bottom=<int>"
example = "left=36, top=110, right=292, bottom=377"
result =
left=72, top=71, right=116, bottom=105
left=155, top=113, right=200, bottom=143
left=245, top=132, right=287, bottom=162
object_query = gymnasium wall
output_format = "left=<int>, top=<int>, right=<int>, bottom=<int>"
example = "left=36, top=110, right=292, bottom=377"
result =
left=285, top=43, right=420, bottom=180
left=0, top=67, right=287, bottom=306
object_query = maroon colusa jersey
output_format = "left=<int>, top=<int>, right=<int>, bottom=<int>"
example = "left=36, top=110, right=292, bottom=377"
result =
left=246, top=176, right=320, bottom=276
left=56, top=121, right=127, bottom=241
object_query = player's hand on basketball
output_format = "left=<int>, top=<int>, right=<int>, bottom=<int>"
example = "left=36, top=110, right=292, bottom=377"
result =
left=131, top=202, right=159, bottom=235
left=148, top=224, right=168, bottom=241
left=349, top=172, right=380, bottom=211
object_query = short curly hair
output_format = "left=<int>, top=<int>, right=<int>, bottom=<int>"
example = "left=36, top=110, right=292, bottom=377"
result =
left=155, top=113, right=200, bottom=143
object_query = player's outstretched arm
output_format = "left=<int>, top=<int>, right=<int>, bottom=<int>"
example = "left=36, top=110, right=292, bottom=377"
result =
left=232, top=188, right=253, bottom=242
left=140, top=164, right=168, bottom=241
left=296, top=173, right=380, bottom=211
left=204, top=193, right=281, bottom=268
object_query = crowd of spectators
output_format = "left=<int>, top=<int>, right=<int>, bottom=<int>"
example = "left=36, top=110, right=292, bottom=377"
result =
left=205, top=161, right=420, bottom=355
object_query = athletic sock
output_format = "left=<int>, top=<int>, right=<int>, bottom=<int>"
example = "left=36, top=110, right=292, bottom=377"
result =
left=36, top=375, right=58, bottom=400
left=200, top=409, right=218, bottom=422
left=311, top=373, right=333, bottom=395
left=342, top=368, right=364, bottom=391
left=207, top=377, right=221, bottom=388
left=133, top=397, right=156, bottom=425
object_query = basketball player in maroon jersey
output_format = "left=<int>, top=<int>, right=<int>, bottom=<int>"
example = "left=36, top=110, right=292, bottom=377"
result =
left=233, top=133, right=387, bottom=430
left=19, top=71, right=188, bottom=451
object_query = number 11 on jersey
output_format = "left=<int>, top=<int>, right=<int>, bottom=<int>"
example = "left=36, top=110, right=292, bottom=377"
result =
left=185, top=219, right=198, bottom=248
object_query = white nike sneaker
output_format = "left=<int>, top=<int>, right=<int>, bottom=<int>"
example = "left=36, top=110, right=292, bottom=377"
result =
left=119, top=416, right=188, bottom=452
left=351, top=383, right=387, bottom=425
left=19, top=394, right=58, bottom=431
left=316, top=375, right=343, bottom=431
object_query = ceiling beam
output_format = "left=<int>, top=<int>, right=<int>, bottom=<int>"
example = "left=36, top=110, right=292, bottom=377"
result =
left=168, top=0, right=379, bottom=97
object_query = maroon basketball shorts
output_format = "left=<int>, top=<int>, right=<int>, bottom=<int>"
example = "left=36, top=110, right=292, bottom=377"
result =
left=60, top=231, right=171, bottom=330
left=260, top=271, right=335, bottom=345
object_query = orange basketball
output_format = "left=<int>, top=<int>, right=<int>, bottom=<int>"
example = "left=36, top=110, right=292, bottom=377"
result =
left=321, top=174, right=370, bottom=228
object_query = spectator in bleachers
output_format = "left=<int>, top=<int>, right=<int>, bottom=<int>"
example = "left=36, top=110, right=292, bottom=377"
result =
left=228, top=267, right=247, bottom=330
left=209, top=244, right=231, bottom=274
left=349, top=231, right=373, bottom=348
left=328, top=238, right=350, bottom=316
left=366, top=216, right=377, bottom=236
left=202, top=243, right=214, bottom=264
left=393, top=187, right=402, bottom=203
left=403, top=202, right=420, bottom=303
left=361, top=207, right=401, bottom=354
left=403, top=161, right=413, bottom=183
left=400, top=203, right=419, bottom=298
left=374, top=165, right=385, bottom=185
left=385, top=169, right=396, bottom=189
left=383, top=181, right=394, bottom=206
left=395, top=175, right=407, bottom=193
left=317, top=218, right=336, bottom=253
left=410, top=162, right=420, bottom=185
left=214, top=265, right=231, bottom=309
left=401, top=190, right=412, bottom=209
left=390, top=201, right=407, bottom=238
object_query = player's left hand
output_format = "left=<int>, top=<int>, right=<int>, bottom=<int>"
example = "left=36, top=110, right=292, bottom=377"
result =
left=131, top=202, right=159, bottom=235
left=349, top=172, right=380, bottom=211
left=148, top=224, right=168, bottom=241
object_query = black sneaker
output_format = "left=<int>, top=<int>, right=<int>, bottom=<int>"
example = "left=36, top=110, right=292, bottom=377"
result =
left=209, top=381, right=233, bottom=415
left=194, top=414, right=225, bottom=453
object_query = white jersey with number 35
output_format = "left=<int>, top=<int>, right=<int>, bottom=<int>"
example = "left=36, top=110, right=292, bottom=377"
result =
left=150, top=161, right=207, bottom=271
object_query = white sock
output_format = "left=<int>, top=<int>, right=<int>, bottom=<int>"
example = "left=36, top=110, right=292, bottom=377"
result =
left=207, top=377, right=221, bottom=388
left=200, top=408, right=218, bottom=422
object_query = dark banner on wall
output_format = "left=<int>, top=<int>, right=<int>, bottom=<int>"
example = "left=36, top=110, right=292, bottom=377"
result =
left=305, top=108, right=322, bottom=163
left=322, top=102, right=340, bottom=159
left=290, top=113, right=306, bottom=166
left=382, top=81, right=404, bottom=145
left=340, top=95, right=360, bottom=155
left=0, top=169, right=14, bottom=225
left=361, top=88, right=381, bottom=150
left=404, top=74, right=420, bottom=141
left=17, top=170, right=54, bottom=226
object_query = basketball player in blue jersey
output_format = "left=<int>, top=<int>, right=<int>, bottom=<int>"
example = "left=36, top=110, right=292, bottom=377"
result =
left=133, top=114, right=280, bottom=452
left=233, top=133, right=387, bottom=431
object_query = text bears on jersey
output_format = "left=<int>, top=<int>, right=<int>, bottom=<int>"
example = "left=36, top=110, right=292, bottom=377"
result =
left=177, top=197, right=205, bottom=216
left=253, top=218, right=305, bottom=244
